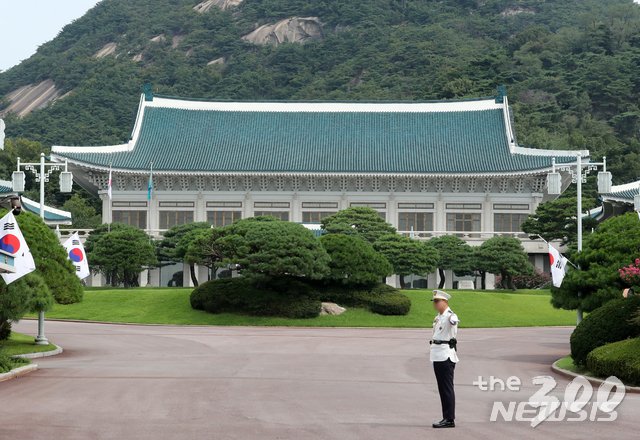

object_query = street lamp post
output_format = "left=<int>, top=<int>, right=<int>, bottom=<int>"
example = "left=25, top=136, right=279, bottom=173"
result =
left=13, top=153, right=72, bottom=345
left=548, top=154, right=611, bottom=325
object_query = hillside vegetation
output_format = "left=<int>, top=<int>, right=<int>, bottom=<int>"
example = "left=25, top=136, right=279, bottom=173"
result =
left=1, top=0, right=640, bottom=183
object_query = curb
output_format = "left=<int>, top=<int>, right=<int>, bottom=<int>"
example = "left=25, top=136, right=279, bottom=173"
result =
left=551, top=359, right=640, bottom=394
left=0, top=364, right=38, bottom=383
left=13, top=345, right=63, bottom=359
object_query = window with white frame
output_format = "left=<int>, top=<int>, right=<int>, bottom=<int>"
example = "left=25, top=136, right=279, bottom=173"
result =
left=207, top=211, right=242, bottom=227
left=113, top=210, right=147, bottom=229
left=159, top=211, right=194, bottom=229
left=446, top=213, right=481, bottom=232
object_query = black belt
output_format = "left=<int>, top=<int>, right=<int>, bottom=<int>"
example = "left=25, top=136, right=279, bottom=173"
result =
left=430, top=338, right=457, bottom=350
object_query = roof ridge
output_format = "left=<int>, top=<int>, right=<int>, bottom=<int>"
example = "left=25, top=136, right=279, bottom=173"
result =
left=151, top=94, right=499, bottom=105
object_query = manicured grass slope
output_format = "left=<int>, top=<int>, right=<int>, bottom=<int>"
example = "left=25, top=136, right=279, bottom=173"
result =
left=38, top=288, right=575, bottom=328
left=0, top=332, right=57, bottom=356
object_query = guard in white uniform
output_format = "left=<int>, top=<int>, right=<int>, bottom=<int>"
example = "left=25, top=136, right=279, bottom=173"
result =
left=429, top=290, right=459, bottom=428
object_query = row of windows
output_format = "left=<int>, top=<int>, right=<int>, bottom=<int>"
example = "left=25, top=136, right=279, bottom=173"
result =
left=118, top=201, right=530, bottom=210
left=113, top=210, right=529, bottom=232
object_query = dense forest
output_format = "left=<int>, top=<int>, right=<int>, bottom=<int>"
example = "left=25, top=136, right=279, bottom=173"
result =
left=1, top=0, right=640, bottom=203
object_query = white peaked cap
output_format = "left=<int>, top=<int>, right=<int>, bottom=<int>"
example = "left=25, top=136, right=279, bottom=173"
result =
left=432, top=290, right=451, bottom=301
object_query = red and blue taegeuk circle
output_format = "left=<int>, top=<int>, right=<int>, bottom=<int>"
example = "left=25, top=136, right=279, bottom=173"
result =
left=69, top=248, right=84, bottom=263
left=0, top=234, right=20, bottom=255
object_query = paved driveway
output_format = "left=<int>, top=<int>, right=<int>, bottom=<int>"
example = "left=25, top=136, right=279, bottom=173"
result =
left=2, top=321, right=638, bottom=439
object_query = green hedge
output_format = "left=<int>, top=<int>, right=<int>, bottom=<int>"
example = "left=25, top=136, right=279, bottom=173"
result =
left=191, top=277, right=321, bottom=319
left=0, top=351, right=28, bottom=374
left=570, top=296, right=640, bottom=366
left=366, top=293, right=411, bottom=315
left=586, top=338, right=640, bottom=386
left=311, top=282, right=411, bottom=316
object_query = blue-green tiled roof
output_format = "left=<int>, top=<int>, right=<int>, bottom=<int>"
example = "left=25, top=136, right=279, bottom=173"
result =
left=54, top=98, right=580, bottom=174
left=602, top=182, right=640, bottom=202
left=0, top=180, right=11, bottom=194
left=20, top=197, right=72, bottom=224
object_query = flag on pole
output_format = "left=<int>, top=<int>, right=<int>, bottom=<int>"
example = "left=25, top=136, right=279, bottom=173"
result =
left=548, top=244, right=568, bottom=288
left=107, top=165, right=113, bottom=200
left=147, top=163, right=153, bottom=201
left=63, top=232, right=90, bottom=280
left=0, top=211, right=36, bottom=284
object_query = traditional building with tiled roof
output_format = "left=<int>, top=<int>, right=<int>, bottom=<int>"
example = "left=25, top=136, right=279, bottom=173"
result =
left=51, top=87, right=588, bottom=288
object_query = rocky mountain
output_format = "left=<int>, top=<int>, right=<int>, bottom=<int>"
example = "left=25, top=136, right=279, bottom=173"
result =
left=1, top=0, right=640, bottom=182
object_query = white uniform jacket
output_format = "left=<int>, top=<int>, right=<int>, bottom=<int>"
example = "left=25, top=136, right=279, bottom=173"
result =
left=430, top=307, right=459, bottom=363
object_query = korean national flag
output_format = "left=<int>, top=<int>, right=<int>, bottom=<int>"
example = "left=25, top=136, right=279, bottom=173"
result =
left=548, top=244, right=567, bottom=288
left=63, top=232, right=90, bottom=280
left=0, top=211, right=36, bottom=284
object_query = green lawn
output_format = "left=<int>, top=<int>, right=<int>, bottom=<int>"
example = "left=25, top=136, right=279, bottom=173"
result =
left=0, top=332, right=57, bottom=356
left=33, top=288, right=577, bottom=328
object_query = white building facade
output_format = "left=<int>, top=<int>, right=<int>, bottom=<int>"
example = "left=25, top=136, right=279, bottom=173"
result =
left=52, top=89, right=587, bottom=288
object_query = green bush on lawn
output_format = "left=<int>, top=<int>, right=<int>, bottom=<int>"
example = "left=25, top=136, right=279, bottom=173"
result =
left=570, top=296, right=640, bottom=366
left=311, top=282, right=411, bottom=316
left=0, top=351, right=29, bottom=374
left=191, top=277, right=321, bottom=319
left=191, top=278, right=412, bottom=318
left=586, top=338, right=640, bottom=386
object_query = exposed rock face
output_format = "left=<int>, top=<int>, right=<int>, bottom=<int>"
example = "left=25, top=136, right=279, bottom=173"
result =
left=150, top=34, right=166, bottom=43
left=193, top=0, right=243, bottom=13
left=207, top=57, right=225, bottom=66
left=500, top=7, right=535, bottom=16
left=1, top=80, right=61, bottom=117
left=172, top=35, right=185, bottom=48
left=242, top=17, right=323, bottom=46
left=320, top=302, right=346, bottom=316
left=93, top=42, right=117, bottom=58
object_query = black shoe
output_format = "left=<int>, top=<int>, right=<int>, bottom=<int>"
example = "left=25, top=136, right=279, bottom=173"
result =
left=432, top=419, right=455, bottom=428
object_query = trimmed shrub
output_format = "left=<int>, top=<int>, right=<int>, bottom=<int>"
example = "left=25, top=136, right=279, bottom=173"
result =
left=367, top=293, right=412, bottom=315
left=311, top=282, right=411, bottom=316
left=497, top=270, right=551, bottom=290
left=191, top=277, right=321, bottom=319
left=570, top=296, right=640, bottom=366
left=586, top=338, right=640, bottom=386
left=0, top=351, right=29, bottom=374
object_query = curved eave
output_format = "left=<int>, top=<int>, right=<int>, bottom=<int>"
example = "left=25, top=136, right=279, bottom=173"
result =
left=51, top=155, right=564, bottom=178
left=601, top=195, right=635, bottom=204
left=21, top=196, right=72, bottom=225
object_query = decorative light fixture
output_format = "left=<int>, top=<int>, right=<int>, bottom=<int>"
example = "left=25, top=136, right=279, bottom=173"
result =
left=11, top=170, right=25, bottom=192
left=546, top=158, right=562, bottom=195
left=596, top=157, right=611, bottom=194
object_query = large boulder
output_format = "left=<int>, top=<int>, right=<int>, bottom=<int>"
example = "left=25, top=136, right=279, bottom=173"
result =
left=193, top=0, right=243, bottom=13
left=320, top=302, right=346, bottom=316
left=242, top=17, right=323, bottom=46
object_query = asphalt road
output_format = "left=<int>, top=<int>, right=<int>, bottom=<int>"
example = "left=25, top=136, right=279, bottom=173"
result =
left=2, top=321, right=638, bottom=440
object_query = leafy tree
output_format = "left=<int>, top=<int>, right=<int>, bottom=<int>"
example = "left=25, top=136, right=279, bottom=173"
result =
left=157, top=222, right=210, bottom=286
left=0, top=209, right=83, bottom=304
left=215, top=218, right=329, bottom=280
left=373, top=234, right=439, bottom=288
left=320, top=233, right=392, bottom=285
left=62, top=194, right=101, bottom=229
left=429, top=235, right=474, bottom=288
left=89, top=225, right=157, bottom=287
left=522, top=196, right=598, bottom=246
left=477, top=236, right=533, bottom=290
left=0, top=274, right=53, bottom=340
left=322, top=207, right=396, bottom=244
left=553, top=213, right=640, bottom=313
left=184, top=227, right=229, bottom=279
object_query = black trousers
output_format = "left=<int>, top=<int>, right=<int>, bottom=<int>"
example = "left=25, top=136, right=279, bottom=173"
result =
left=433, top=359, right=456, bottom=421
